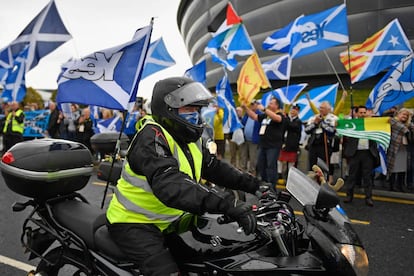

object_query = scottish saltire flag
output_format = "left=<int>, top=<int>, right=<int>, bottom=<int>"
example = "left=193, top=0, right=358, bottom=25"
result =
left=366, top=53, right=414, bottom=115
left=262, top=16, right=304, bottom=53
left=184, top=59, right=206, bottom=85
left=340, top=18, right=412, bottom=83
left=336, top=117, right=391, bottom=149
left=201, top=106, right=216, bottom=129
left=57, top=25, right=152, bottom=111
left=141, top=37, right=176, bottom=79
left=23, top=109, right=50, bottom=138
left=2, top=46, right=29, bottom=103
left=261, top=83, right=307, bottom=107
left=262, top=54, right=292, bottom=80
left=290, top=4, right=348, bottom=59
left=0, top=68, right=7, bottom=85
left=294, top=83, right=338, bottom=121
left=94, top=114, right=123, bottom=134
left=216, top=73, right=242, bottom=133
left=237, top=53, right=270, bottom=105
left=205, top=23, right=255, bottom=71
left=0, top=0, right=72, bottom=72
left=374, top=145, right=387, bottom=175
left=124, top=111, right=140, bottom=135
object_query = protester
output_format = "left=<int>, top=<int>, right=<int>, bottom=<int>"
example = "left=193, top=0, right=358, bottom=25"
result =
left=46, top=101, right=61, bottom=138
left=240, top=100, right=261, bottom=176
left=2, top=101, right=25, bottom=152
left=278, top=104, right=302, bottom=179
left=75, top=107, right=94, bottom=151
left=343, top=106, right=379, bottom=206
left=106, top=77, right=266, bottom=276
left=304, top=101, right=337, bottom=176
left=387, top=108, right=413, bottom=192
left=213, top=101, right=225, bottom=160
left=242, top=97, right=286, bottom=189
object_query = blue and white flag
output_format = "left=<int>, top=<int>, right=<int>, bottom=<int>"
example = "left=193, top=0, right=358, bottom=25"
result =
left=260, top=84, right=308, bottom=107
left=366, top=53, right=414, bottom=115
left=294, top=83, right=338, bottom=121
left=262, top=16, right=304, bottom=53
left=141, top=37, right=176, bottom=79
left=184, top=59, right=206, bottom=85
left=23, top=109, right=50, bottom=138
left=290, top=4, right=348, bottom=59
left=57, top=25, right=152, bottom=111
left=0, top=0, right=72, bottom=71
left=0, top=67, right=8, bottom=85
left=124, top=111, right=141, bottom=135
left=374, top=144, right=387, bottom=175
left=216, top=73, right=242, bottom=133
left=2, top=45, right=29, bottom=103
left=94, top=114, right=123, bottom=133
left=201, top=106, right=216, bottom=129
left=205, top=23, right=254, bottom=71
left=262, top=54, right=292, bottom=80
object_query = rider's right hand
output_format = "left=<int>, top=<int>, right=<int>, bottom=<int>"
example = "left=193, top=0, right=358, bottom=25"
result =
left=225, top=199, right=257, bottom=235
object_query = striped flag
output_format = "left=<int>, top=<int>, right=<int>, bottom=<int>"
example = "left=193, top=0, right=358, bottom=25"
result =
left=339, top=19, right=412, bottom=83
left=336, top=117, right=391, bottom=149
left=237, top=53, right=270, bottom=105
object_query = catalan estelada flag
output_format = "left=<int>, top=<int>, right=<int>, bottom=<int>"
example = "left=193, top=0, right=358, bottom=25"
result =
left=336, top=117, right=391, bottom=149
left=339, top=19, right=412, bottom=83
left=237, top=53, right=270, bottom=105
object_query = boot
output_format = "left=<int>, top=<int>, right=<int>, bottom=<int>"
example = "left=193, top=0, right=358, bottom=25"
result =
left=343, top=192, right=353, bottom=203
left=365, top=197, right=374, bottom=207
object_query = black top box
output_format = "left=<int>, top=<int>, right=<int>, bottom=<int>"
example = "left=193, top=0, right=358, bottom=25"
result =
left=90, top=132, right=130, bottom=156
left=0, top=139, right=94, bottom=200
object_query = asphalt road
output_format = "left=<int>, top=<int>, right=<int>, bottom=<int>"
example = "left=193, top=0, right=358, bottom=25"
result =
left=0, top=171, right=413, bottom=276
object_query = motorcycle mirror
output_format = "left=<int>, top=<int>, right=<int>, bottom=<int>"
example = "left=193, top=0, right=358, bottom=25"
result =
left=315, top=183, right=339, bottom=210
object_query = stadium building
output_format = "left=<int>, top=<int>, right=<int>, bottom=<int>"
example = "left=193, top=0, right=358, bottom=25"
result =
left=177, top=0, right=414, bottom=91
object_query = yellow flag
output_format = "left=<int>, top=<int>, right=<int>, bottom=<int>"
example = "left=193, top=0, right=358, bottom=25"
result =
left=237, top=53, right=269, bottom=105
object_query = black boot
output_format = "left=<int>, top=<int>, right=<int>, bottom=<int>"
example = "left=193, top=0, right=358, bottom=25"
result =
left=343, top=192, right=353, bottom=203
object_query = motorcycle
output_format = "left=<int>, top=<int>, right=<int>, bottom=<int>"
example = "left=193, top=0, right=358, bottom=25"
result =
left=0, top=139, right=369, bottom=275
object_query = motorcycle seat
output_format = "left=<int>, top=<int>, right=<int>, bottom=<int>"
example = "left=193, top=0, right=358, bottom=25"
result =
left=94, top=225, right=129, bottom=260
left=53, top=200, right=107, bottom=250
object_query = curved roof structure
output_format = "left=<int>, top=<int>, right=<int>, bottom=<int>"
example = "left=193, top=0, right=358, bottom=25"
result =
left=177, top=0, right=414, bottom=90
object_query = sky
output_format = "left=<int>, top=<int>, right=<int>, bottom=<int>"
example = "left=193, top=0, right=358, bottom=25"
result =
left=0, top=0, right=193, bottom=100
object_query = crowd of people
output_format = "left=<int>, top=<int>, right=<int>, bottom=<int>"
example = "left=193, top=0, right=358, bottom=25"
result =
left=211, top=96, right=414, bottom=207
left=1, top=88, right=413, bottom=208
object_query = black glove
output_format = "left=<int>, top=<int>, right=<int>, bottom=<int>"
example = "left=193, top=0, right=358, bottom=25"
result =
left=225, top=199, right=257, bottom=235
left=255, top=181, right=277, bottom=199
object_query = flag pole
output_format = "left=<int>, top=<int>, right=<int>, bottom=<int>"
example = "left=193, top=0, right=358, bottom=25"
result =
left=100, top=18, right=154, bottom=209
left=343, top=0, right=354, bottom=118
left=323, top=50, right=346, bottom=92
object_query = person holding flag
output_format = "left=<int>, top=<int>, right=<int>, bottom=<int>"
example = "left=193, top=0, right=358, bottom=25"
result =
left=242, top=97, right=286, bottom=190
left=342, top=106, right=379, bottom=207
left=304, top=101, right=337, bottom=175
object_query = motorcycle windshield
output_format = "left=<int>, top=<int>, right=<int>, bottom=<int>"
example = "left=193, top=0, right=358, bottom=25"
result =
left=286, top=167, right=320, bottom=206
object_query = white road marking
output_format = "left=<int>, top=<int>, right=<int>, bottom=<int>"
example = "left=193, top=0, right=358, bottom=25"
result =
left=0, top=254, right=35, bottom=272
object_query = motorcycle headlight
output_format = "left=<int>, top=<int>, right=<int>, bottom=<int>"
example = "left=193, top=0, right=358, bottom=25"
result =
left=340, top=244, right=369, bottom=276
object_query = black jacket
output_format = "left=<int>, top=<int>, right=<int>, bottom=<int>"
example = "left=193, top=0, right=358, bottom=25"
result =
left=343, top=137, right=380, bottom=166
left=284, top=116, right=302, bottom=152
left=127, top=124, right=260, bottom=216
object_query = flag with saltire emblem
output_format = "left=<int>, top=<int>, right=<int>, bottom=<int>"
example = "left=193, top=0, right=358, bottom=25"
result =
left=340, top=19, right=412, bottom=83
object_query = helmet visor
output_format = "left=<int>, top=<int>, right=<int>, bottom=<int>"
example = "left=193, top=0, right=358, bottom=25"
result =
left=164, top=82, right=213, bottom=108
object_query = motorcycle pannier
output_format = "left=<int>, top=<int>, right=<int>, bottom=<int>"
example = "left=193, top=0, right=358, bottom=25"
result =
left=0, top=139, right=94, bottom=199
left=90, top=132, right=130, bottom=156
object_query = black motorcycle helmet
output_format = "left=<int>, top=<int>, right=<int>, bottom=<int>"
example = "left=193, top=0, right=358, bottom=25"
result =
left=151, top=77, right=213, bottom=143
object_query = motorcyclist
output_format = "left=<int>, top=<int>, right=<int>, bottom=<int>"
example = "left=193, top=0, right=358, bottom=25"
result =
left=106, top=77, right=267, bottom=276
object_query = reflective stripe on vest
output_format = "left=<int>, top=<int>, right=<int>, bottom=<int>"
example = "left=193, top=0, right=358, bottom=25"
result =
left=106, top=116, right=203, bottom=231
left=3, top=109, right=24, bottom=134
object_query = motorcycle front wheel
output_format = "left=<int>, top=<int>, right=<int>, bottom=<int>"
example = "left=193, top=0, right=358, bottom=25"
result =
left=31, top=247, right=91, bottom=276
